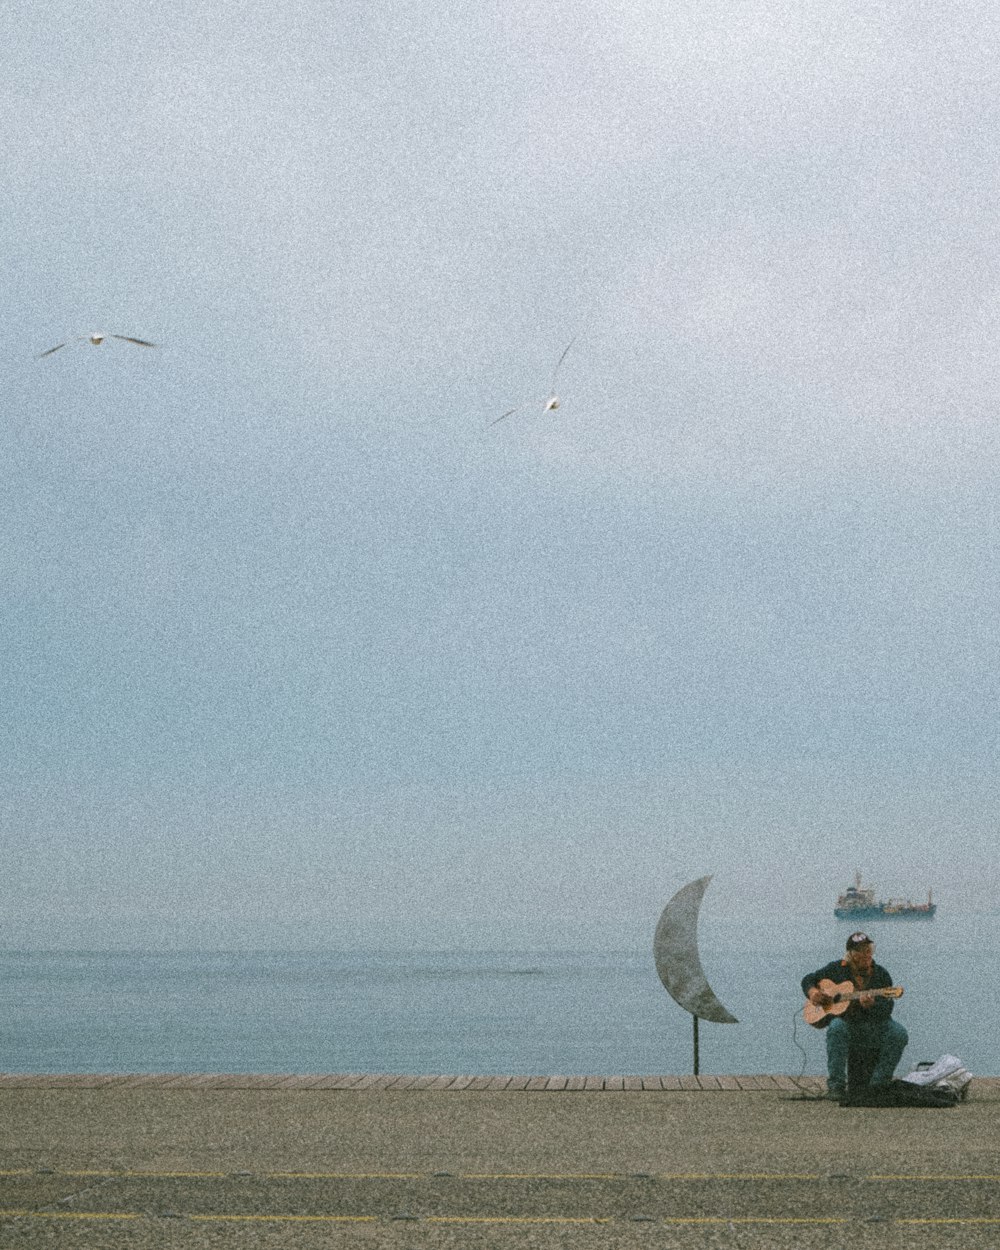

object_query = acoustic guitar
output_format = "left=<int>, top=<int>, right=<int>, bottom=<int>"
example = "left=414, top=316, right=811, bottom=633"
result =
left=803, top=978, right=904, bottom=1029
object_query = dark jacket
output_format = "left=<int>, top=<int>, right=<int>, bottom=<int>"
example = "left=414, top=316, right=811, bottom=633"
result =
left=801, top=958, right=897, bottom=1030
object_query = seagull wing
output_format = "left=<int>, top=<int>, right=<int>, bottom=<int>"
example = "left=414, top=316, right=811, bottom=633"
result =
left=549, top=336, right=576, bottom=394
left=111, top=335, right=157, bottom=348
left=37, top=343, right=67, bottom=358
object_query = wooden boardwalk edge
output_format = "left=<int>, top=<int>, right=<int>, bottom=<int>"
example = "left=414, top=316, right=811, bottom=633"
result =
left=2, top=1073, right=998, bottom=1091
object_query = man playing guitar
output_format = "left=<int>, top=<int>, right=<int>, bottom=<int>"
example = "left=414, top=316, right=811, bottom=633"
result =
left=801, top=931, right=909, bottom=1101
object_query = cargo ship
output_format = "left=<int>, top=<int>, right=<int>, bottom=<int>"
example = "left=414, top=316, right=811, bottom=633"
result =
left=834, top=874, right=936, bottom=921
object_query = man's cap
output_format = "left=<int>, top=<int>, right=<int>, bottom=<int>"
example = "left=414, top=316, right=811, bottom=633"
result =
left=846, top=931, right=873, bottom=950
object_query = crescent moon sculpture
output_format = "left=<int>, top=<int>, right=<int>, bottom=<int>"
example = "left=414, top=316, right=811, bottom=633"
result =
left=653, top=875, right=738, bottom=1024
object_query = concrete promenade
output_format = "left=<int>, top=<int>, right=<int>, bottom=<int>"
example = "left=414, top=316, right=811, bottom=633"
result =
left=2, top=1074, right=999, bottom=1248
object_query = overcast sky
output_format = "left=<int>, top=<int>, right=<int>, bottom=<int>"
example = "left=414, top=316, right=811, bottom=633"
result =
left=2, top=0, right=998, bottom=949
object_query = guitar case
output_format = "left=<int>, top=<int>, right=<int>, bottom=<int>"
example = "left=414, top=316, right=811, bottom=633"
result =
left=840, top=1079, right=960, bottom=1108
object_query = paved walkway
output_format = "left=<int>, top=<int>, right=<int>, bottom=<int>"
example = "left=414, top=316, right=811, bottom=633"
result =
left=2, top=1076, right=998, bottom=1247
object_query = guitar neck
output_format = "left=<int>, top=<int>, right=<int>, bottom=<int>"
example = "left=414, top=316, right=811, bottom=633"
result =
left=838, top=986, right=898, bottom=1003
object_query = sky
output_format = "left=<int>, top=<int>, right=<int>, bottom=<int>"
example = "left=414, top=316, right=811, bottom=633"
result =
left=2, top=0, right=999, bottom=950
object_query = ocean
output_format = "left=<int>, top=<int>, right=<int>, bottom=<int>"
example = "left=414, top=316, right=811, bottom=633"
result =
left=2, top=914, right=996, bottom=1076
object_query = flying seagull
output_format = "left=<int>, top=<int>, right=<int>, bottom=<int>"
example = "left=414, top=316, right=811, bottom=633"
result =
left=491, top=337, right=576, bottom=426
left=38, top=333, right=158, bottom=359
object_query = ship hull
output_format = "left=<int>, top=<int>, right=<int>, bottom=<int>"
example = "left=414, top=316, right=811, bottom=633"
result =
left=834, top=905, right=936, bottom=921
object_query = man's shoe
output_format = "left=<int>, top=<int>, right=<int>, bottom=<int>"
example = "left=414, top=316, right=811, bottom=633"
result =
left=826, top=1084, right=845, bottom=1102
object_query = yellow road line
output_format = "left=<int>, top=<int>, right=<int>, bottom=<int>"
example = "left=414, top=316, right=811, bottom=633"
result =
left=657, top=1218, right=847, bottom=1225
left=0, top=1211, right=142, bottom=1222
left=460, top=1170, right=820, bottom=1180
left=653, top=1173, right=823, bottom=1181
left=460, top=1172, right=621, bottom=1180
left=872, top=1174, right=1000, bottom=1182
left=0, top=1167, right=822, bottom=1181
left=7, top=1210, right=1000, bottom=1226
left=0, top=1210, right=374, bottom=1224
left=0, top=1210, right=846, bottom=1225
left=190, top=1213, right=377, bottom=1223
left=0, top=1169, right=424, bottom=1181
left=267, top=1171, right=423, bottom=1180
left=426, top=1216, right=612, bottom=1224
left=899, top=1219, right=1000, bottom=1225
left=4, top=1168, right=996, bottom=1183
left=64, top=1169, right=231, bottom=1179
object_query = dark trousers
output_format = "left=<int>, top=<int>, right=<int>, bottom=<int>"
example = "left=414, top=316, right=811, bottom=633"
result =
left=825, top=1017, right=909, bottom=1090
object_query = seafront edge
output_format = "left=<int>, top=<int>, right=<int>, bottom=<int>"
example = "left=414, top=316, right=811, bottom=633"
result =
left=2, top=1072, right=999, bottom=1091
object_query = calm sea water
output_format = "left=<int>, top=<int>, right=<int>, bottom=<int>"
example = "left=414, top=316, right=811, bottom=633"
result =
left=2, top=914, right=996, bottom=1075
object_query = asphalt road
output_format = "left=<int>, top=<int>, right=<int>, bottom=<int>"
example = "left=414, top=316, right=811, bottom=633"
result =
left=2, top=1084, right=999, bottom=1248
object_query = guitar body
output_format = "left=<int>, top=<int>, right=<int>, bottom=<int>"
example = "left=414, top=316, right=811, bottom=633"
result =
left=802, top=978, right=904, bottom=1029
